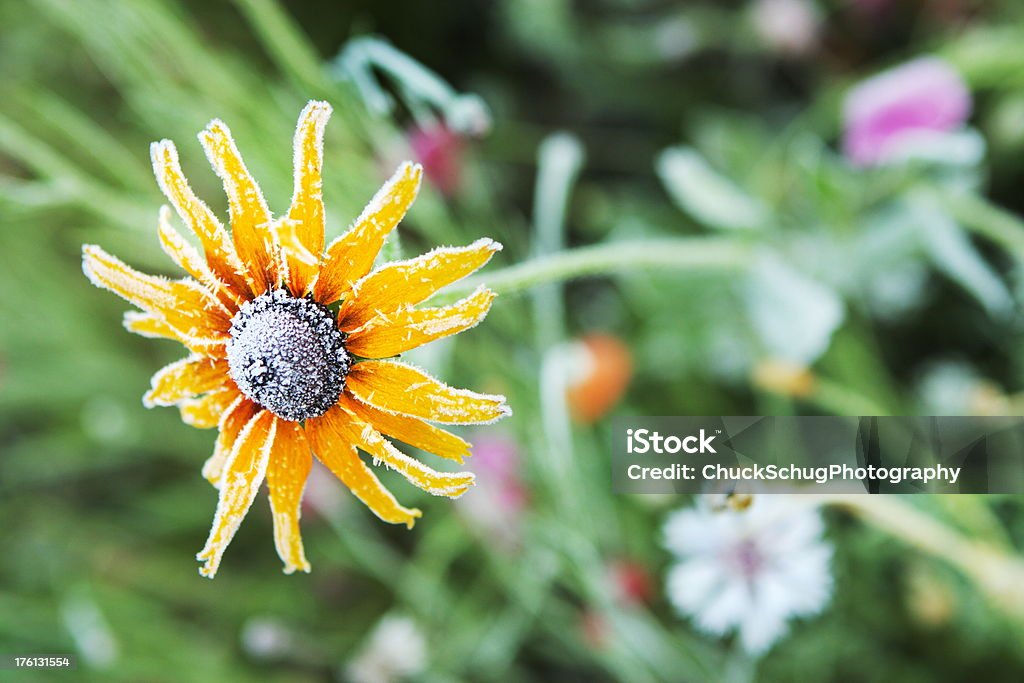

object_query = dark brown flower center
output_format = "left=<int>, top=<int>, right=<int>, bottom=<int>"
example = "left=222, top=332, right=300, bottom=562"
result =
left=226, top=289, right=350, bottom=422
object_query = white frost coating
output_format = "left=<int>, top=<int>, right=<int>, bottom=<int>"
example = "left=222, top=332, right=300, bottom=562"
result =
left=157, top=206, right=237, bottom=310
left=197, top=411, right=277, bottom=578
left=150, top=139, right=254, bottom=291
left=270, top=236, right=289, bottom=289
left=227, top=289, right=350, bottom=421
left=143, top=354, right=205, bottom=408
left=158, top=278, right=230, bottom=337
left=346, top=238, right=503, bottom=312
left=83, top=244, right=177, bottom=310
left=348, top=161, right=422, bottom=236
left=85, top=245, right=227, bottom=343
left=312, top=161, right=424, bottom=299
left=351, top=417, right=474, bottom=497
left=179, top=387, right=234, bottom=429
left=266, top=426, right=312, bottom=574
left=273, top=217, right=319, bottom=266
left=350, top=359, right=512, bottom=425
left=121, top=311, right=167, bottom=339
left=271, top=508, right=310, bottom=574
left=197, top=119, right=273, bottom=222
left=202, top=394, right=249, bottom=487
left=122, top=311, right=229, bottom=356
left=354, top=238, right=503, bottom=288
left=407, top=286, right=494, bottom=334
left=183, top=277, right=234, bottom=319
left=288, top=100, right=332, bottom=213
left=199, top=119, right=283, bottom=294
left=347, top=286, right=495, bottom=356
left=150, top=139, right=225, bottom=234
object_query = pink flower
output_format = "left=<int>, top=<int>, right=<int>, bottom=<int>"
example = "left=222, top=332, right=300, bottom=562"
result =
left=842, top=57, right=972, bottom=166
left=408, top=125, right=464, bottom=196
left=457, top=434, right=527, bottom=551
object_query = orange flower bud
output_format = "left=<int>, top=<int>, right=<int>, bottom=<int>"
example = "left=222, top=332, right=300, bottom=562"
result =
left=566, top=333, right=632, bottom=423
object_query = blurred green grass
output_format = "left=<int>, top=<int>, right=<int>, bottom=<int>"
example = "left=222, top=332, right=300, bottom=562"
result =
left=3, top=1, right=1024, bottom=681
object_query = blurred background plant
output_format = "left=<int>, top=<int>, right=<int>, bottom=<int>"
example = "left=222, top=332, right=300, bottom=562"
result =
left=4, top=0, right=1024, bottom=681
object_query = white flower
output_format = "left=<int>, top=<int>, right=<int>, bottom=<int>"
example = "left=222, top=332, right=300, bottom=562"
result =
left=240, top=617, right=295, bottom=660
left=344, top=615, right=427, bottom=683
left=662, top=496, right=833, bottom=654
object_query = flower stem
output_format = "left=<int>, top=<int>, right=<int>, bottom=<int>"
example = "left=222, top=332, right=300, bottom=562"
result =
left=817, top=494, right=1024, bottom=622
left=531, top=132, right=583, bottom=348
left=333, top=37, right=464, bottom=117
left=934, top=190, right=1024, bottom=264
left=443, top=237, right=752, bottom=301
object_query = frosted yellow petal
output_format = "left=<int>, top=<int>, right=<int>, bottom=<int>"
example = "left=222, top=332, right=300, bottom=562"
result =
left=267, top=419, right=313, bottom=574
left=313, top=162, right=423, bottom=304
left=283, top=101, right=331, bottom=295
left=197, top=409, right=276, bottom=578
left=144, top=355, right=229, bottom=407
left=199, top=120, right=275, bottom=294
left=346, top=360, right=510, bottom=425
left=84, top=243, right=198, bottom=313
left=123, top=310, right=176, bottom=339
left=338, top=238, right=502, bottom=330
left=338, top=403, right=474, bottom=497
left=151, top=139, right=254, bottom=296
left=123, top=311, right=228, bottom=357
left=345, top=286, right=495, bottom=359
left=179, top=387, right=240, bottom=429
left=163, top=280, right=232, bottom=339
left=274, top=217, right=319, bottom=268
left=84, top=245, right=230, bottom=344
left=203, top=395, right=260, bottom=486
left=338, top=393, right=470, bottom=464
left=157, top=206, right=241, bottom=309
left=306, top=407, right=422, bottom=528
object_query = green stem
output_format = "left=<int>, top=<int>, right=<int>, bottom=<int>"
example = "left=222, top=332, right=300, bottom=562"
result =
left=531, top=133, right=582, bottom=521
left=934, top=190, right=1024, bottom=264
left=818, top=494, right=1024, bottom=622
left=444, top=237, right=751, bottom=301
left=531, top=132, right=582, bottom=348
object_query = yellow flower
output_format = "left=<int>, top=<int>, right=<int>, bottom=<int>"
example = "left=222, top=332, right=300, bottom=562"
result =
left=82, top=101, right=509, bottom=578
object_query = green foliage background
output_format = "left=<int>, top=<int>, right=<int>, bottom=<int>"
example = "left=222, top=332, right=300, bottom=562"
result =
left=3, top=1, right=1024, bottom=681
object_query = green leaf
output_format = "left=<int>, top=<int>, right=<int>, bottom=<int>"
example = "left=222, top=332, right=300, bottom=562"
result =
left=910, top=194, right=1013, bottom=317
left=656, top=146, right=768, bottom=231
left=743, top=254, right=845, bottom=364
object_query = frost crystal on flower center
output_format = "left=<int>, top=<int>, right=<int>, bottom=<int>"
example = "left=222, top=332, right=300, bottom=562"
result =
left=227, top=289, right=350, bottom=422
